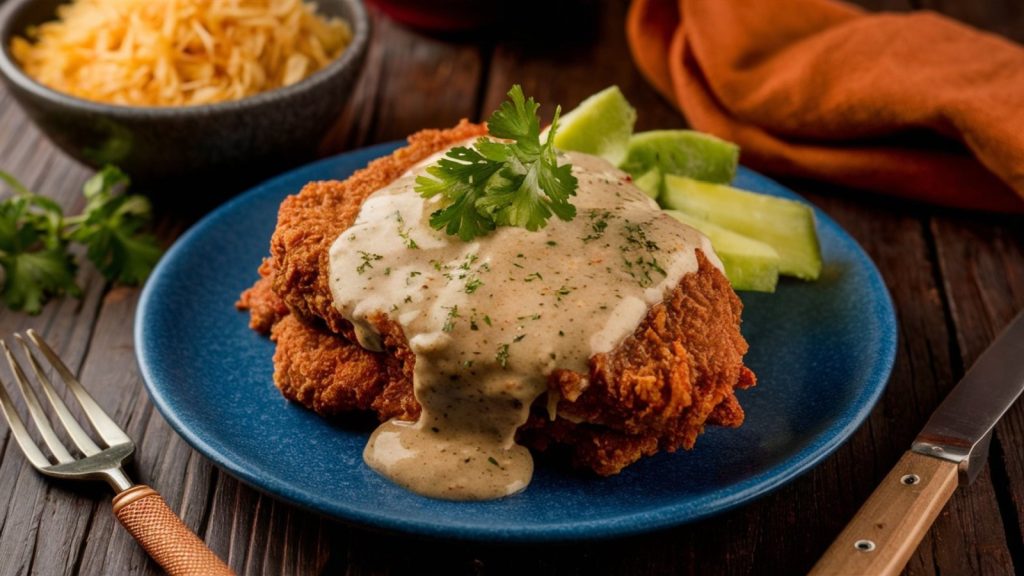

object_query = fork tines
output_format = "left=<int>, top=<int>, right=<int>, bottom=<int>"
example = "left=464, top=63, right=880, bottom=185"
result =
left=0, top=329, right=130, bottom=469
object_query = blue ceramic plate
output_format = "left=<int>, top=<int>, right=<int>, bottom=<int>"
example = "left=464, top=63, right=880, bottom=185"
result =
left=136, top=142, right=897, bottom=542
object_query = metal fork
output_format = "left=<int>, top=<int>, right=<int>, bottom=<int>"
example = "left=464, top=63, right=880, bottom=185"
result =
left=0, top=330, right=234, bottom=576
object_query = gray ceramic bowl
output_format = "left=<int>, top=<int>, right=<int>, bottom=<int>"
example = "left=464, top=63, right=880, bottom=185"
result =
left=0, top=0, right=369, bottom=187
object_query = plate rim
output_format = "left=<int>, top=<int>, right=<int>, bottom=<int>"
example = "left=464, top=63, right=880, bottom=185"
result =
left=135, top=141, right=897, bottom=542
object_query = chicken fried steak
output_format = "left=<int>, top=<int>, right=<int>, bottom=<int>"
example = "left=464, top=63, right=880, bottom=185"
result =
left=238, top=121, right=755, bottom=482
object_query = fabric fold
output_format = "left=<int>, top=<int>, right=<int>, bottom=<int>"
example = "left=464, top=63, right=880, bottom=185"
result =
left=627, top=0, right=1024, bottom=212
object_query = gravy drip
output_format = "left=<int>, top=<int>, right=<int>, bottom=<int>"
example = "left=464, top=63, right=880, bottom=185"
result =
left=328, top=150, right=719, bottom=500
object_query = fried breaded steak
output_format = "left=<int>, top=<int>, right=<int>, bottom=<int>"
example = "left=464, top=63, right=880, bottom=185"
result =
left=238, top=121, right=755, bottom=476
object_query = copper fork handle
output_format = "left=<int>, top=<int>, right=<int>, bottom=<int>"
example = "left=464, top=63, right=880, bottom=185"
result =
left=113, top=485, right=235, bottom=576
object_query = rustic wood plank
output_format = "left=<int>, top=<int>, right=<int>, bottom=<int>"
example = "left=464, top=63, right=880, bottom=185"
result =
left=321, top=7, right=487, bottom=154
left=480, top=0, right=684, bottom=132
left=0, top=100, right=241, bottom=575
left=794, top=193, right=1017, bottom=576
left=931, top=212, right=1024, bottom=573
left=902, top=2, right=1024, bottom=574
left=0, top=92, right=112, bottom=576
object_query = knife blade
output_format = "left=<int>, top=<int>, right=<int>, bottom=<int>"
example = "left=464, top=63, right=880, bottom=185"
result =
left=811, top=309, right=1024, bottom=576
left=912, top=309, right=1024, bottom=483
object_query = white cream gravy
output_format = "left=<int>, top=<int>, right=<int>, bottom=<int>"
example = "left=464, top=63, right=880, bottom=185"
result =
left=327, top=149, right=719, bottom=500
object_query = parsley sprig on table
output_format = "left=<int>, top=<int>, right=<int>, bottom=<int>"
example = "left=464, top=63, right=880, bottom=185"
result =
left=0, top=166, right=162, bottom=314
left=415, top=85, right=579, bottom=241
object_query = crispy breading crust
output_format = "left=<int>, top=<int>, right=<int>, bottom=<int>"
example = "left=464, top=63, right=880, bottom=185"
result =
left=238, top=259, right=290, bottom=333
left=268, top=120, right=488, bottom=337
left=240, top=266, right=420, bottom=423
left=237, top=121, right=755, bottom=476
left=528, top=251, right=754, bottom=475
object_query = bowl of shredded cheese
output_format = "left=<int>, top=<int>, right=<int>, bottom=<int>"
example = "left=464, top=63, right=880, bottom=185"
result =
left=0, top=0, right=369, bottom=184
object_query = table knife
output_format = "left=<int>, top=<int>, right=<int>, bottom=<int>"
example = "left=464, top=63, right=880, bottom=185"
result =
left=810, top=309, right=1024, bottom=576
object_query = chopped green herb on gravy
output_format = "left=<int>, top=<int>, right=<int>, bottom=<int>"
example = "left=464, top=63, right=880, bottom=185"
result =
left=328, top=147, right=719, bottom=500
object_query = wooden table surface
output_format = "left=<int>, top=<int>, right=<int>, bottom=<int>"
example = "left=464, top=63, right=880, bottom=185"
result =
left=1, top=1, right=1022, bottom=574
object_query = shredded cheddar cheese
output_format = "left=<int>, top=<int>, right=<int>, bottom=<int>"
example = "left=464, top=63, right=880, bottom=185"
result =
left=11, top=0, right=352, bottom=107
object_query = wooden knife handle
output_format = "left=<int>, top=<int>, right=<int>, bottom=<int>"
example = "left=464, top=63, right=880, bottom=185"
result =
left=809, top=450, right=958, bottom=576
left=112, top=485, right=235, bottom=576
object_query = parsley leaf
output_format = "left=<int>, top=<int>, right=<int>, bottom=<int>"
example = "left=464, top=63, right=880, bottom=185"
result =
left=414, top=85, right=578, bottom=240
left=0, top=166, right=161, bottom=314
left=69, top=167, right=161, bottom=285
left=2, top=249, right=79, bottom=314
left=0, top=174, right=78, bottom=313
left=415, top=146, right=501, bottom=241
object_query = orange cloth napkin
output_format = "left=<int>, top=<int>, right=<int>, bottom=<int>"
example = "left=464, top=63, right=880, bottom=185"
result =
left=627, top=0, right=1024, bottom=212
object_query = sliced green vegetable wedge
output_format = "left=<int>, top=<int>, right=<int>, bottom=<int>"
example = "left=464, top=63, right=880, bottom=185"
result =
left=632, top=168, right=661, bottom=199
left=550, top=86, right=637, bottom=166
left=665, top=210, right=779, bottom=292
left=620, top=130, right=739, bottom=185
left=662, top=175, right=822, bottom=280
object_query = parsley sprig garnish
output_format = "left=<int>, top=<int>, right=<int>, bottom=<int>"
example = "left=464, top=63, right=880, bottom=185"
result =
left=414, top=85, right=578, bottom=241
left=0, top=166, right=161, bottom=314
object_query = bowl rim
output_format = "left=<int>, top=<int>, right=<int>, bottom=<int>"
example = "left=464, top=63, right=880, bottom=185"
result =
left=0, top=0, right=370, bottom=117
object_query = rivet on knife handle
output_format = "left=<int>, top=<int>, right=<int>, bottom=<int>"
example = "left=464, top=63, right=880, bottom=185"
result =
left=808, top=451, right=958, bottom=576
